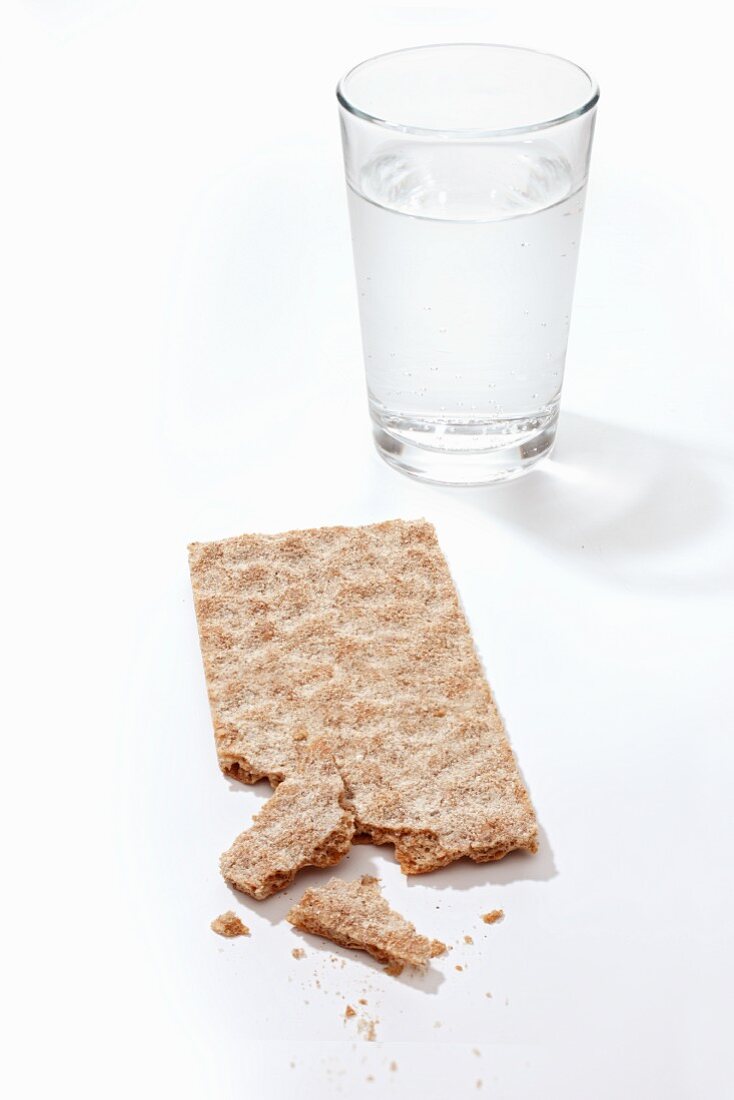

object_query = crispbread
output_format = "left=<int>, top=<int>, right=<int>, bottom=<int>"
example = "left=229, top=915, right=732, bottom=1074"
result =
left=210, top=911, right=249, bottom=937
left=481, top=909, right=504, bottom=924
left=286, top=875, right=446, bottom=975
left=189, top=518, right=537, bottom=874
left=220, top=739, right=354, bottom=899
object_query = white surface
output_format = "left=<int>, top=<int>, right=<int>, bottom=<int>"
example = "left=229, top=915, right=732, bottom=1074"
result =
left=2, top=2, right=733, bottom=1098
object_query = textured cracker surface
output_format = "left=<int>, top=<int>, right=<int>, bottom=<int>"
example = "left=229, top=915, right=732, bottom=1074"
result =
left=189, top=519, right=537, bottom=874
left=220, top=740, right=355, bottom=899
left=286, top=875, right=446, bottom=975
left=210, top=911, right=249, bottom=937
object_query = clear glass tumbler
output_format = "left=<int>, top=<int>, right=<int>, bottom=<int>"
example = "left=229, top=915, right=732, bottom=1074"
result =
left=337, top=44, right=599, bottom=485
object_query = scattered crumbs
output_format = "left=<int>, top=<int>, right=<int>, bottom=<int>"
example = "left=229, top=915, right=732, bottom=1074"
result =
left=315, top=979, right=321, bottom=989
left=472, top=1049, right=480, bottom=1057
left=357, top=1017, right=377, bottom=1042
left=358, top=998, right=368, bottom=1005
left=345, top=1005, right=356, bottom=1019
left=485, top=992, right=492, bottom=999
left=210, top=911, right=249, bottom=937
left=464, top=935, right=474, bottom=945
left=292, top=948, right=305, bottom=960
left=455, top=964, right=463, bottom=972
left=482, top=909, right=504, bottom=925
left=367, top=1076, right=375, bottom=1083
left=476, top=1080, right=483, bottom=1090
left=390, top=1061, right=398, bottom=1072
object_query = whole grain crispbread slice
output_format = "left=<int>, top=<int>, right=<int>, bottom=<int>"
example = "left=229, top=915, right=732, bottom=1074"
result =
left=189, top=518, right=537, bottom=874
left=286, top=875, right=446, bottom=975
left=220, top=739, right=354, bottom=899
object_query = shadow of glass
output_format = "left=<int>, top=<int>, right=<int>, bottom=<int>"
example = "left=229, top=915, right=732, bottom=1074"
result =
left=465, top=412, right=734, bottom=593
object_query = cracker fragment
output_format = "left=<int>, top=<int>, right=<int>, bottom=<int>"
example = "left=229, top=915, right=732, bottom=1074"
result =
left=189, top=519, right=537, bottom=874
left=286, top=875, right=446, bottom=975
left=481, top=909, right=504, bottom=925
left=220, top=739, right=354, bottom=899
left=210, top=911, right=249, bottom=937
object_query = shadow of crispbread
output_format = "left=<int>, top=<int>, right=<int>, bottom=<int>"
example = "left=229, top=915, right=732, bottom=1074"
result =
left=404, top=823, right=557, bottom=890
left=287, top=928, right=445, bottom=994
left=224, top=845, right=380, bottom=926
left=223, top=842, right=447, bottom=992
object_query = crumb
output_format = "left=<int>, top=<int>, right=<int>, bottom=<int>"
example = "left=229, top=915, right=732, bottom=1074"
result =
left=472, top=1049, right=480, bottom=1057
left=455, top=964, right=463, bottom=972
left=345, top=1005, right=356, bottom=1019
left=210, top=911, right=249, bottom=937
left=315, top=979, right=321, bottom=988
left=485, top=992, right=492, bottom=998
left=433, top=1021, right=442, bottom=1029
left=293, top=728, right=308, bottom=741
left=357, top=1017, right=377, bottom=1042
left=476, top=1081, right=483, bottom=1090
left=390, top=1061, right=398, bottom=1072
left=481, top=909, right=504, bottom=925
left=464, top=935, right=473, bottom=945
left=366, top=1076, right=374, bottom=1083
left=358, top=998, right=368, bottom=1005
left=291, top=948, right=305, bottom=959
left=505, top=997, right=509, bottom=1006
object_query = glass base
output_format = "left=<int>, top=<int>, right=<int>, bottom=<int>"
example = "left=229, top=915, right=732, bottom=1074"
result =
left=371, top=404, right=559, bottom=486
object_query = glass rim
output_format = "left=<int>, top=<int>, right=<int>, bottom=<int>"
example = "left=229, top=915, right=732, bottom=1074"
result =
left=336, top=43, right=600, bottom=139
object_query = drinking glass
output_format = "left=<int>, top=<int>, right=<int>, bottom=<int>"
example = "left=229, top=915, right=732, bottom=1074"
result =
left=337, top=44, right=599, bottom=484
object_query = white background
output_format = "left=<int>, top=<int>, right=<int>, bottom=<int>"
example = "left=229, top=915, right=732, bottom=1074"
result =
left=2, top=2, right=733, bottom=1097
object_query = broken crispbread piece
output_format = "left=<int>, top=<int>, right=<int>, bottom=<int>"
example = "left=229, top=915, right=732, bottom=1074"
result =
left=220, top=740, right=355, bottom=899
left=286, top=875, right=446, bottom=975
left=188, top=519, right=537, bottom=874
left=210, top=911, right=249, bottom=937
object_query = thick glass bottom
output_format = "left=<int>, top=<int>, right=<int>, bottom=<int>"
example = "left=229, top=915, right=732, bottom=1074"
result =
left=371, top=403, right=559, bottom=486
